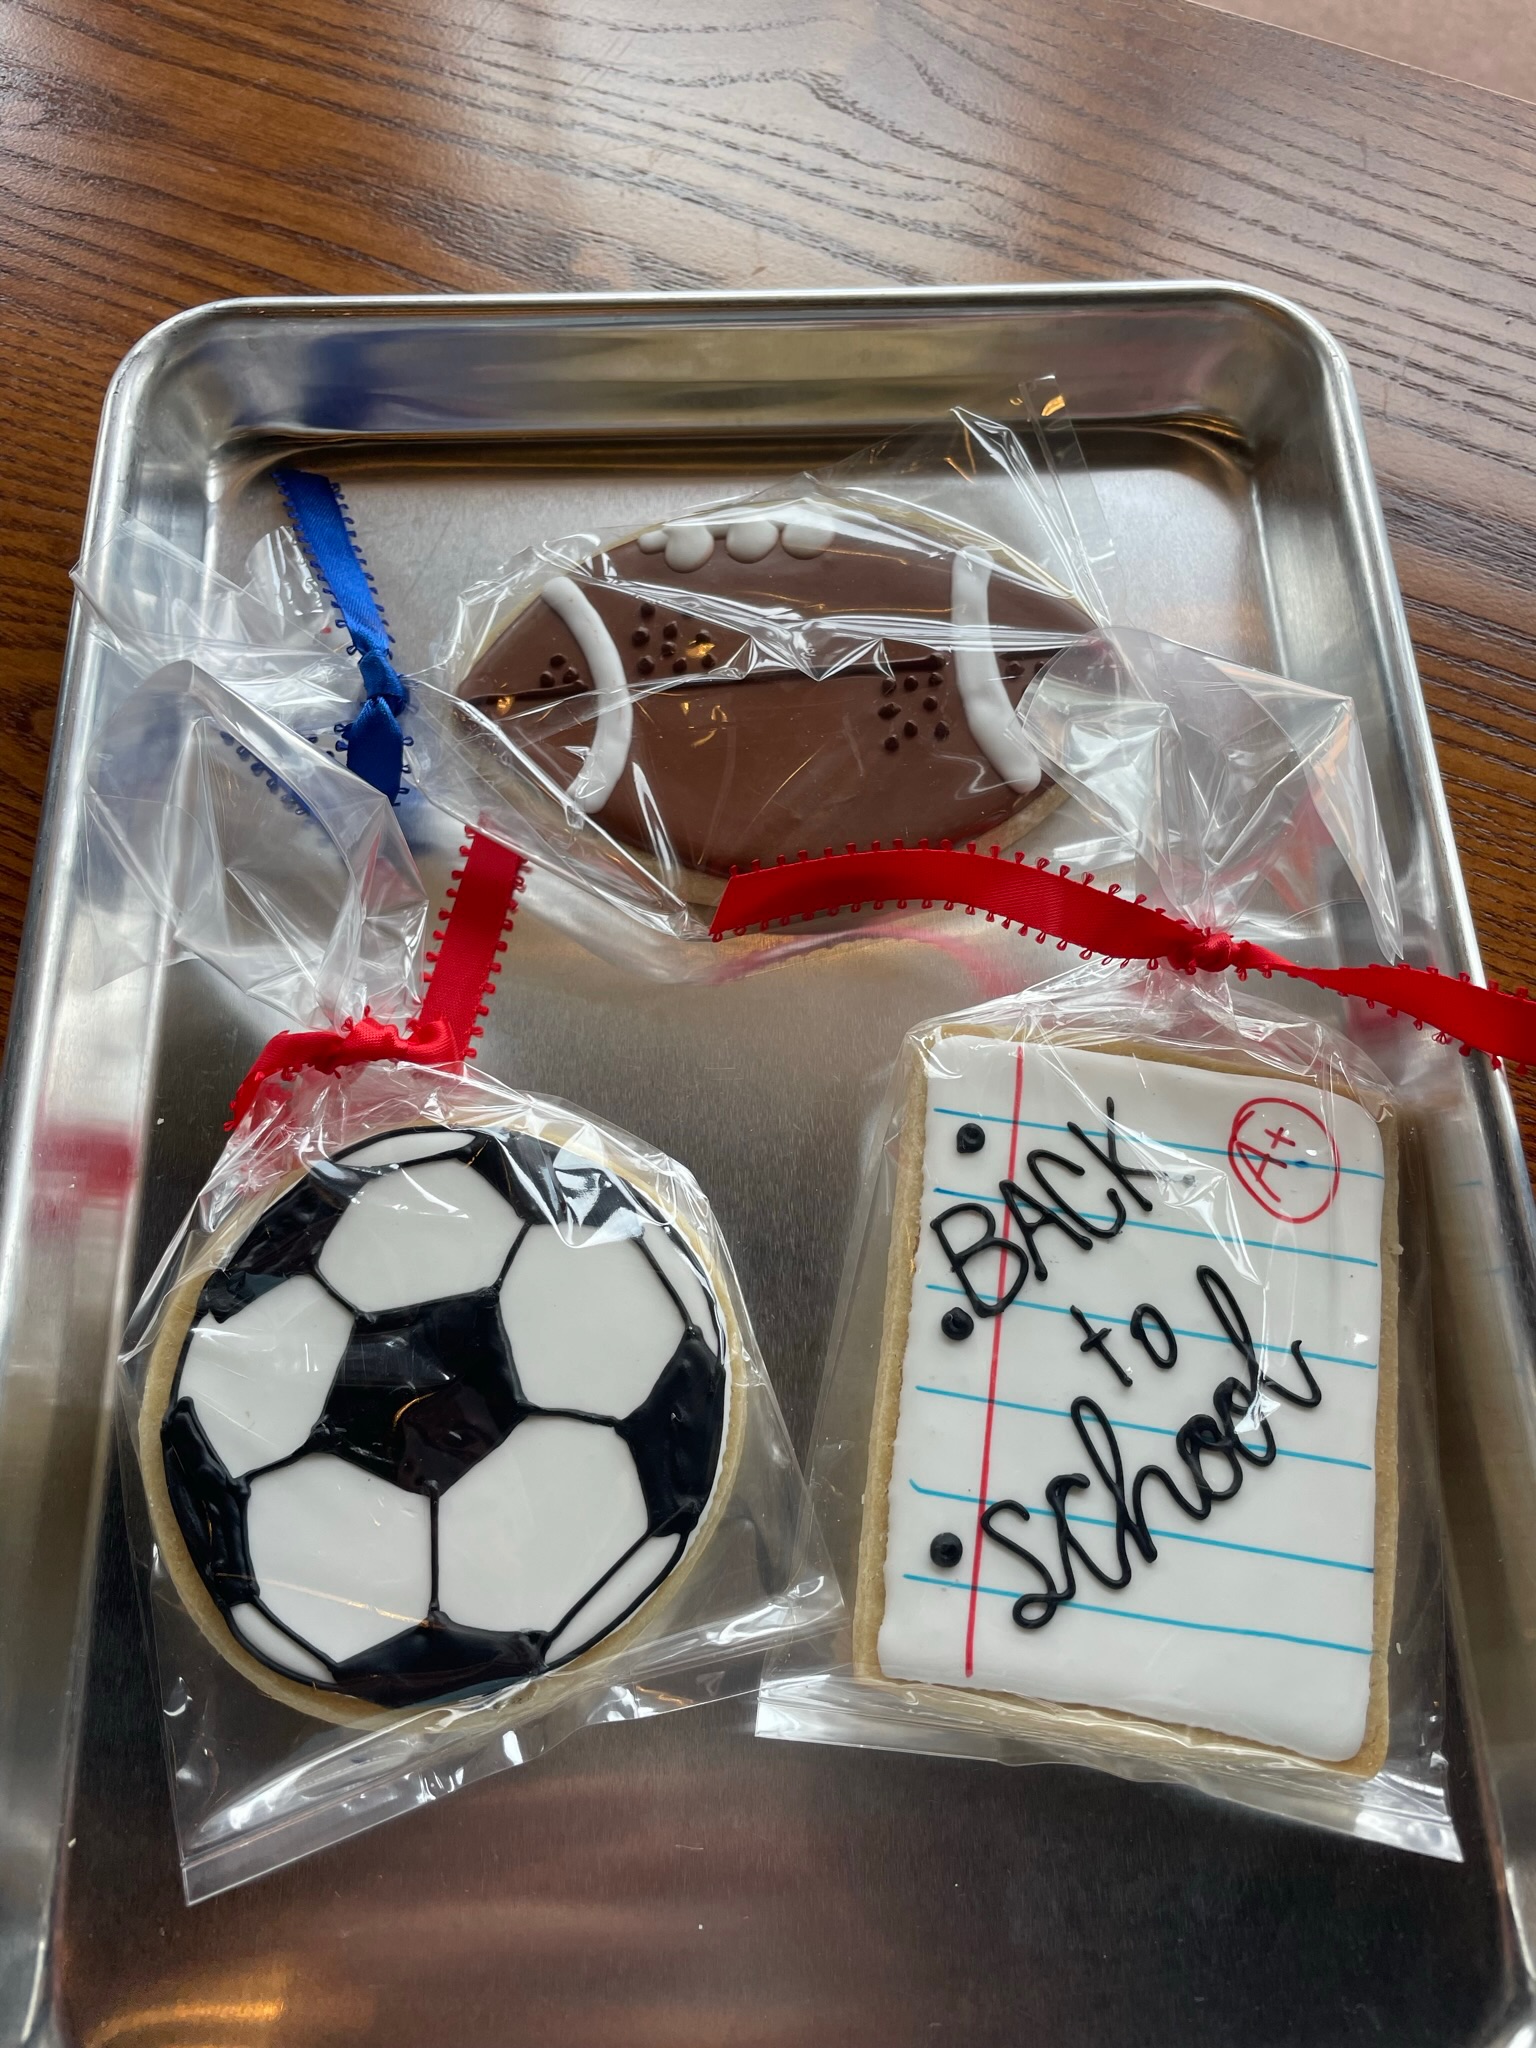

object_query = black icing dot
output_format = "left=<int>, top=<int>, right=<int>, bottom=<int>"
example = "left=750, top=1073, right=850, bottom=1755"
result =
left=934, top=722, right=949, bottom=740
left=637, top=657, right=654, bottom=676
left=955, top=1122, right=986, bottom=1154
left=550, top=653, right=565, bottom=671
left=940, top=1306, right=974, bottom=1341
left=881, top=676, right=897, bottom=696
left=903, top=720, right=918, bottom=739
left=930, top=1531, right=964, bottom=1569
left=639, top=601, right=655, bottom=620
left=883, top=735, right=899, bottom=753
left=632, top=628, right=649, bottom=647
left=878, top=702, right=898, bottom=721
left=903, top=675, right=920, bottom=692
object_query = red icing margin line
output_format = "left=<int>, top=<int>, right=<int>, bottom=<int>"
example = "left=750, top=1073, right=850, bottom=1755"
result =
left=227, top=829, right=526, bottom=1128
left=709, top=844, right=1536, bottom=1070
left=965, top=1041, right=1025, bottom=1678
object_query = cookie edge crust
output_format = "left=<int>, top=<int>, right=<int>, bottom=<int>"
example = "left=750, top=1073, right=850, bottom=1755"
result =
left=139, top=1116, right=749, bottom=1729
left=851, top=1023, right=1401, bottom=1781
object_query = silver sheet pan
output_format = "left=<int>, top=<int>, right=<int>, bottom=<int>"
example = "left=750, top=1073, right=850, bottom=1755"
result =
left=2, top=284, right=1532, bottom=2046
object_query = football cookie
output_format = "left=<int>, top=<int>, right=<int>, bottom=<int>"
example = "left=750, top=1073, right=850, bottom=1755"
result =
left=456, top=498, right=1093, bottom=882
left=142, top=1122, right=740, bottom=1723
left=856, top=1029, right=1398, bottom=1771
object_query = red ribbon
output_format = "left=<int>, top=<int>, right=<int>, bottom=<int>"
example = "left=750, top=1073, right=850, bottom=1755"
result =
left=710, top=844, right=1536, bottom=1068
left=227, top=830, right=526, bottom=1128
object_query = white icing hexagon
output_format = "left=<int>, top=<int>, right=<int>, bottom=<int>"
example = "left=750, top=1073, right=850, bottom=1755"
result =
left=436, top=1415, right=648, bottom=1634
left=342, top=1128, right=473, bottom=1169
left=179, top=1274, right=352, bottom=1478
left=317, top=1157, right=520, bottom=1313
left=246, top=1455, right=432, bottom=1664
left=230, top=1601, right=333, bottom=1682
left=543, top=1532, right=682, bottom=1666
left=498, top=1224, right=695, bottom=1416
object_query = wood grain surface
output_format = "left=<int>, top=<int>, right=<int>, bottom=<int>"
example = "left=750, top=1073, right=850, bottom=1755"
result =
left=5, top=0, right=1536, bottom=1144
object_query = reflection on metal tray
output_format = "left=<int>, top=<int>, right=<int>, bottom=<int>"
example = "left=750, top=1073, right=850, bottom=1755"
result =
left=1, top=285, right=1531, bottom=2046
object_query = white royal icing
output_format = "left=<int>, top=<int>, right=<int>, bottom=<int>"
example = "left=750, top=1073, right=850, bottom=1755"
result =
left=230, top=1601, right=333, bottom=1683
left=540, top=573, right=634, bottom=812
left=544, top=1532, right=683, bottom=1665
left=179, top=1274, right=352, bottom=1478
left=318, top=1156, right=520, bottom=1313
left=500, top=1220, right=716, bottom=1416
left=246, top=1454, right=433, bottom=1664
left=949, top=549, right=1044, bottom=793
left=878, top=1039, right=1385, bottom=1762
left=436, top=1416, right=650, bottom=1634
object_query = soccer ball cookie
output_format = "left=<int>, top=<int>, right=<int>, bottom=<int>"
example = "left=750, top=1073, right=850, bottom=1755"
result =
left=456, top=498, right=1093, bottom=882
left=142, top=1122, right=739, bottom=1723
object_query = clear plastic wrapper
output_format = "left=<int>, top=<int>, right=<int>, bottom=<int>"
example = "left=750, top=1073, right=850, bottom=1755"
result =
left=749, top=584, right=1454, bottom=1858
left=756, top=967, right=1453, bottom=1857
left=92, top=691, right=837, bottom=1899
left=74, top=404, right=1113, bottom=955
left=121, top=1058, right=836, bottom=1901
left=422, top=403, right=1105, bottom=937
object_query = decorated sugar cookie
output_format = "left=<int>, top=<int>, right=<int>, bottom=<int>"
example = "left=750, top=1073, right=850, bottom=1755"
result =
left=143, top=1120, right=737, bottom=1721
left=857, top=1030, right=1396, bottom=1769
left=456, top=498, right=1092, bottom=881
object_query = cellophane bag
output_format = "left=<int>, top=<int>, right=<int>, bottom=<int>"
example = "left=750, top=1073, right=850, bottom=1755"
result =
left=405, top=395, right=1116, bottom=943
left=90, top=676, right=838, bottom=1901
left=752, top=627, right=1457, bottom=1860
left=70, top=399, right=1105, bottom=972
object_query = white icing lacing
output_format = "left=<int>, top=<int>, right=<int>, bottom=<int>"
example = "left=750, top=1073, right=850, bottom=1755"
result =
left=635, top=500, right=835, bottom=573
left=540, top=574, right=634, bottom=812
left=950, top=549, right=1043, bottom=793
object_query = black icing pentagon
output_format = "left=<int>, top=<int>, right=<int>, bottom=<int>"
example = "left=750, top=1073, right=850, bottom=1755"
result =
left=310, top=1289, right=523, bottom=1494
left=201, top=1164, right=365, bottom=1322
left=329, top=1615, right=546, bottom=1709
left=161, top=1396, right=258, bottom=1606
left=617, top=1330, right=727, bottom=1538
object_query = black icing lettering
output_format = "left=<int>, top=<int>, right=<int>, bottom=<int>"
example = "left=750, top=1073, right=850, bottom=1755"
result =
left=1066, top=1097, right=1156, bottom=1214
left=999, top=1179, right=1092, bottom=1281
left=930, top=1203, right=1028, bottom=1318
left=983, top=1278, right=1324, bottom=1633
left=1027, top=1148, right=1126, bottom=1242
left=979, top=1500, right=1068, bottom=1628
left=1129, top=1301, right=1178, bottom=1370
left=1069, top=1304, right=1132, bottom=1387
left=1196, top=1264, right=1320, bottom=1409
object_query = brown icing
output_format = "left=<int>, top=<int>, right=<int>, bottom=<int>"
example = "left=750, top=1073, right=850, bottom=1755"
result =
left=458, top=514, right=1092, bottom=877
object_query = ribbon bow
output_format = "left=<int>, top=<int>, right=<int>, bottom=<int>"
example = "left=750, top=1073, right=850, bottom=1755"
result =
left=710, top=843, right=1536, bottom=1069
left=273, top=467, right=410, bottom=803
left=227, top=831, right=525, bottom=1128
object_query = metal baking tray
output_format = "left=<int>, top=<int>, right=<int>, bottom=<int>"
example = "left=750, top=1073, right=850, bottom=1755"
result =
left=3, top=283, right=1534, bottom=2046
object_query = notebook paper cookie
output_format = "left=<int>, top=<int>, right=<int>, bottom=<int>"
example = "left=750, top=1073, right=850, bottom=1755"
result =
left=857, top=1032, right=1396, bottom=1768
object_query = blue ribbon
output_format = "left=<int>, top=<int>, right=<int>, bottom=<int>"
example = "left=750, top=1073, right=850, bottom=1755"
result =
left=272, top=468, right=409, bottom=802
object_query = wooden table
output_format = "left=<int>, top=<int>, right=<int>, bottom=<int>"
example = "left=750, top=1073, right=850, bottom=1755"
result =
left=7, top=0, right=1536, bottom=1135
